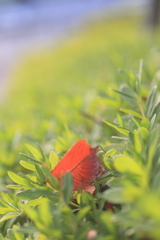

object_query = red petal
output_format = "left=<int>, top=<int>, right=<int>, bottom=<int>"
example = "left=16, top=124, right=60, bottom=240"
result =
left=51, top=139, right=100, bottom=191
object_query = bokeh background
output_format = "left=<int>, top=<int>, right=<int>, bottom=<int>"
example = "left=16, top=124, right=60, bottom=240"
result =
left=0, top=0, right=160, bottom=180
left=0, top=0, right=157, bottom=96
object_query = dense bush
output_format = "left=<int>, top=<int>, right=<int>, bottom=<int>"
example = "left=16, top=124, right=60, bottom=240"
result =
left=0, top=16, right=160, bottom=239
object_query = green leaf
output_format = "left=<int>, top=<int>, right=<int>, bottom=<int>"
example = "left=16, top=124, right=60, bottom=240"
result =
left=22, top=205, right=38, bottom=222
left=15, top=188, right=58, bottom=201
left=18, top=172, right=37, bottom=185
left=140, top=118, right=150, bottom=128
left=25, top=144, right=42, bottom=161
left=62, top=172, right=73, bottom=204
left=100, top=187, right=124, bottom=204
left=149, top=114, right=157, bottom=132
left=136, top=59, right=143, bottom=97
left=12, top=225, right=37, bottom=235
left=151, top=102, right=160, bottom=120
left=19, top=153, right=42, bottom=165
left=1, top=192, right=18, bottom=207
left=76, top=206, right=91, bottom=222
left=132, top=118, right=141, bottom=128
left=8, top=172, right=32, bottom=187
left=39, top=202, right=53, bottom=227
left=117, top=114, right=124, bottom=127
left=120, top=108, right=142, bottom=119
left=129, top=71, right=136, bottom=90
left=112, top=89, right=136, bottom=99
left=132, top=130, right=142, bottom=153
left=151, top=172, right=160, bottom=191
left=26, top=197, right=50, bottom=206
left=37, top=143, right=46, bottom=162
left=103, top=120, right=118, bottom=128
left=35, top=165, right=46, bottom=184
left=19, top=160, right=36, bottom=171
left=118, top=69, right=129, bottom=83
left=49, top=151, right=59, bottom=170
left=115, top=127, right=131, bottom=136
left=139, top=127, right=149, bottom=141
left=12, top=225, right=25, bottom=240
left=7, top=229, right=16, bottom=240
left=0, top=207, right=18, bottom=214
left=0, top=212, right=20, bottom=223
left=104, top=149, right=117, bottom=158
left=80, top=192, right=96, bottom=209
left=147, top=128, right=159, bottom=165
left=6, top=185, right=29, bottom=189
left=114, top=155, right=144, bottom=177
left=42, top=167, right=59, bottom=190
left=145, top=85, right=157, bottom=118
left=112, top=136, right=128, bottom=140
left=16, top=189, right=42, bottom=200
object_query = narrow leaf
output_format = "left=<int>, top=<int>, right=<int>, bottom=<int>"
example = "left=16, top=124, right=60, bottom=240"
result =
left=25, top=144, right=42, bottom=161
left=35, top=165, right=46, bottom=184
left=19, top=153, right=42, bottom=164
left=132, top=118, right=141, bottom=128
left=62, top=172, right=73, bottom=204
left=0, top=212, right=20, bottom=223
left=117, top=114, right=124, bottom=127
left=49, top=151, right=59, bottom=170
left=104, top=149, right=117, bottom=158
left=20, top=160, right=36, bottom=171
left=120, top=108, right=142, bottom=119
left=103, top=120, right=118, bottom=128
left=145, top=86, right=157, bottom=118
left=8, top=172, right=32, bottom=187
left=115, top=127, right=131, bottom=136
left=112, top=89, right=136, bottom=99
left=26, top=197, right=50, bottom=206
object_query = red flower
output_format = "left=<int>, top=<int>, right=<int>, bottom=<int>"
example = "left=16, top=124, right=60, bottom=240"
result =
left=51, top=139, right=101, bottom=191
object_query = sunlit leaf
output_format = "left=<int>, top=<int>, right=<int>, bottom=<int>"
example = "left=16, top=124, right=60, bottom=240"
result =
left=120, top=108, right=142, bottom=119
left=103, top=120, right=118, bottom=128
left=0, top=212, right=20, bottom=223
left=104, top=149, right=117, bottom=158
left=19, top=153, right=42, bottom=165
left=115, top=127, right=131, bottom=136
left=114, top=155, right=144, bottom=176
left=141, top=118, right=150, bottom=128
left=139, top=127, right=149, bottom=141
left=8, top=172, right=32, bottom=187
left=49, top=151, right=59, bottom=170
left=117, top=114, right=124, bottom=127
left=26, top=198, right=50, bottom=207
left=20, top=160, right=36, bottom=171
left=25, top=144, right=42, bottom=161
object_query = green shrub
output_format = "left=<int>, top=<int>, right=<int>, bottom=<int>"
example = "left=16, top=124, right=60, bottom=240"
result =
left=0, top=15, right=160, bottom=239
left=0, top=62, right=159, bottom=240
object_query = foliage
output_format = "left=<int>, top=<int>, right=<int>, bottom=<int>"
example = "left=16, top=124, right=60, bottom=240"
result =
left=0, top=61, right=159, bottom=239
left=0, top=15, right=160, bottom=239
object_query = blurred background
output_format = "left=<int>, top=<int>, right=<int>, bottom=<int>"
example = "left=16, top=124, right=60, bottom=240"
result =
left=0, top=0, right=160, bottom=180
left=0, top=0, right=156, bottom=96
